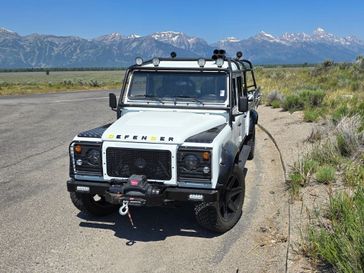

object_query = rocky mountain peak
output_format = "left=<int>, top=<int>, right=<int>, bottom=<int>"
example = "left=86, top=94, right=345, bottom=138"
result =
left=94, top=32, right=124, bottom=42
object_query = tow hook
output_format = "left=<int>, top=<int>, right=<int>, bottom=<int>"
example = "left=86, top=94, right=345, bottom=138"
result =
left=119, top=200, right=135, bottom=227
left=119, top=200, right=129, bottom=216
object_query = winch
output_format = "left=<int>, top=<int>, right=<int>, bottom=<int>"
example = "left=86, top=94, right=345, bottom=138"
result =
left=104, top=175, right=162, bottom=209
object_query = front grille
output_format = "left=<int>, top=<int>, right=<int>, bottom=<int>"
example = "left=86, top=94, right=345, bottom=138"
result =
left=106, top=148, right=172, bottom=180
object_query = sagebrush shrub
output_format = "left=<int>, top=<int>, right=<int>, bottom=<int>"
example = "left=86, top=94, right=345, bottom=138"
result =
left=335, top=115, right=363, bottom=156
left=282, top=94, right=304, bottom=112
left=299, top=89, right=326, bottom=107
left=266, top=90, right=283, bottom=106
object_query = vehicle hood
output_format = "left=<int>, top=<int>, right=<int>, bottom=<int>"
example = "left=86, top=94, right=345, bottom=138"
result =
left=102, top=110, right=226, bottom=144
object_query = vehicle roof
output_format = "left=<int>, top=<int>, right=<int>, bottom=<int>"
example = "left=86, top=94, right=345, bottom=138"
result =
left=139, top=60, right=240, bottom=71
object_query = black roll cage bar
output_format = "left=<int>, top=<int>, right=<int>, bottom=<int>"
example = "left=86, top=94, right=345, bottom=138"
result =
left=116, top=57, right=258, bottom=127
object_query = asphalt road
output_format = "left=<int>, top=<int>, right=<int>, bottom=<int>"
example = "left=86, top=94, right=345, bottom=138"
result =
left=0, top=91, right=288, bottom=273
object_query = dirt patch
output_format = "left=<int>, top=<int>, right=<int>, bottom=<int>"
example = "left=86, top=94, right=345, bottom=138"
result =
left=258, top=106, right=320, bottom=272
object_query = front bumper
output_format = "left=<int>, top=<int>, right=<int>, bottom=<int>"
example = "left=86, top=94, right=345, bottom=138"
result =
left=67, top=178, right=219, bottom=205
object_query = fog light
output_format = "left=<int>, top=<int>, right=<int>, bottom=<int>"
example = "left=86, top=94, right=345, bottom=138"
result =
left=188, top=194, right=204, bottom=201
left=76, top=159, right=83, bottom=166
left=76, top=186, right=90, bottom=192
left=203, top=166, right=210, bottom=174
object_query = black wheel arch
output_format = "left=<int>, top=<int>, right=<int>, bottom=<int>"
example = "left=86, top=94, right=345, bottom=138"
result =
left=249, top=109, right=258, bottom=133
left=217, top=141, right=240, bottom=188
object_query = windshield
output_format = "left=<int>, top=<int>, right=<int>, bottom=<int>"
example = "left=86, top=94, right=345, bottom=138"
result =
left=127, top=71, right=228, bottom=103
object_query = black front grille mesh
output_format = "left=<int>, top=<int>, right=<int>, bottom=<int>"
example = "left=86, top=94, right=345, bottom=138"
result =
left=106, top=148, right=172, bottom=180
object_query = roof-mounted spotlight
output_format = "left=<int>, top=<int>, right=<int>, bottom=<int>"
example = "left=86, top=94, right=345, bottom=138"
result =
left=236, top=51, right=243, bottom=60
left=218, top=49, right=226, bottom=55
left=152, top=57, right=160, bottom=67
left=216, top=58, right=224, bottom=68
left=213, top=49, right=219, bottom=55
left=170, top=52, right=177, bottom=58
left=135, top=57, right=143, bottom=65
left=197, top=58, right=206, bottom=67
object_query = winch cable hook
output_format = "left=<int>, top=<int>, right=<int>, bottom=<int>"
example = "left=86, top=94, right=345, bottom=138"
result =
left=119, top=200, right=129, bottom=216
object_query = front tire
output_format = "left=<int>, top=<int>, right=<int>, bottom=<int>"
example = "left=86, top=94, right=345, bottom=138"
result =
left=70, top=192, right=118, bottom=217
left=195, top=165, right=246, bottom=233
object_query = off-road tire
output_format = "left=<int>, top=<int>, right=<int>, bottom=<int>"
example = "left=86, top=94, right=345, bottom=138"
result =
left=246, top=125, right=255, bottom=160
left=195, top=165, right=245, bottom=233
left=70, top=192, right=118, bottom=217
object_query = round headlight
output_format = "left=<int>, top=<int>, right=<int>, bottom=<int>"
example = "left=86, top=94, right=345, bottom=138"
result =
left=184, top=154, right=199, bottom=170
left=86, top=149, right=101, bottom=166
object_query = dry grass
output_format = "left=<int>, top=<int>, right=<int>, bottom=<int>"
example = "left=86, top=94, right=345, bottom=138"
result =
left=0, top=70, right=125, bottom=95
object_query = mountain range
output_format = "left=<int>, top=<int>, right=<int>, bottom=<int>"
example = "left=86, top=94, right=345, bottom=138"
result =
left=0, top=27, right=363, bottom=68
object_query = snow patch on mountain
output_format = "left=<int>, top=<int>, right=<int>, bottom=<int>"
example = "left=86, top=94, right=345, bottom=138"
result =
left=0, top=27, right=16, bottom=33
left=94, top=32, right=124, bottom=42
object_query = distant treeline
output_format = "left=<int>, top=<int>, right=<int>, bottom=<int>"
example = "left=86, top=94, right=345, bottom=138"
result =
left=0, top=67, right=126, bottom=73
left=258, top=63, right=319, bottom=68
left=0, top=62, right=357, bottom=72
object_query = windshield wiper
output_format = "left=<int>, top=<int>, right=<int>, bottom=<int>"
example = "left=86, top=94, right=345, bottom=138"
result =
left=129, top=95, right=164, bottom=103
left=173, top=96, right=204, bottom=105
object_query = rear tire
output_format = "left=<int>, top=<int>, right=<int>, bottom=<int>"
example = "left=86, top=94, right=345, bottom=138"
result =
left=70, top=192, right=118, bottom=217
left=195, top=165, right=245, bottom=233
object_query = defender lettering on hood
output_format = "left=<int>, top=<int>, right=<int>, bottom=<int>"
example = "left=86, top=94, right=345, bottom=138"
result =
left=106, top=133, right=174, bottom=142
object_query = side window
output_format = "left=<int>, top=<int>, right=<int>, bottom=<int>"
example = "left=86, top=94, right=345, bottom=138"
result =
left=244, top=71, right=256, bottom=92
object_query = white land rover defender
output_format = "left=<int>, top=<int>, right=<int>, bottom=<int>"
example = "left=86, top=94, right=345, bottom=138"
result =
left=67, top=50, right=261, bottom=233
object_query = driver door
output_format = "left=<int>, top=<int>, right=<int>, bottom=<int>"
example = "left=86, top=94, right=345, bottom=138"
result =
left=231, top=77, right=246, bottom=144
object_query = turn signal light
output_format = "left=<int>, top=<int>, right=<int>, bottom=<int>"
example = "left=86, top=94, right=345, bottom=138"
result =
left=74, top=144, right=82, bottom=154
left=202, top=151, right=210, bottom=161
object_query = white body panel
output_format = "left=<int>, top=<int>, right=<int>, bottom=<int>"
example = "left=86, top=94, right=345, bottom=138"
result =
left=102, top=110, right=227, bottom=144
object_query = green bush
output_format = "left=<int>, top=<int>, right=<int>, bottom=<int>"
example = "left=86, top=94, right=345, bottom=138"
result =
left=288, top=157, right=319, bottom=196
left=281, top=89, right=326, bottom=114
left=282, top=94, right=305, bottom=112
left=309, top=141, right=341, bottom=166
left=271, top=99, right=281, bottom=108
left=299, top=89, right=326, bottom=107
left=343, top=162, right=364, bottom=187
left=304, top=108, right=320, bottom=122
left=288, top=172, right=304, bottom=197
left=315, top=165, right=336, bottom=184
left=308, top=185, right=364, bottom=273
left=332, top=105, right=349, bottom=123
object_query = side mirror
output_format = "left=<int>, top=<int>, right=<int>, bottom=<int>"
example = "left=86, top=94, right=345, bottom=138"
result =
left=109, top=93, right=117, bottom=110
left=238, top=96, right=249, bottom=113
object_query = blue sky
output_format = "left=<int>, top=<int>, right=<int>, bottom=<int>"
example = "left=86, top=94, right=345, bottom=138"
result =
left=1, top=0, right=364, bottom=42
